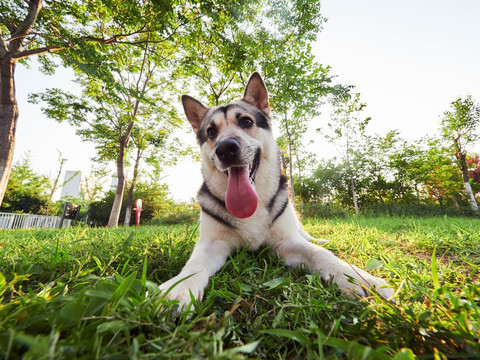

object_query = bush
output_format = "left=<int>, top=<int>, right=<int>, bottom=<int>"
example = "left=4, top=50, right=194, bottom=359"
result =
left=1, top=155, right=55, bottom=214
left=148, top=202, right=200, bottom=225
left=299, top=202, right=480, bottom=219
left=300, top=203, right=350, bottom=218
left=360, top=203, right=479, bottom=218
left=87, top=183, right=173, bottom=226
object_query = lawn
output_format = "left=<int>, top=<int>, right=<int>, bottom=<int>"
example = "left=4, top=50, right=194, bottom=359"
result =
left=0, top=216, right=479, bottom=359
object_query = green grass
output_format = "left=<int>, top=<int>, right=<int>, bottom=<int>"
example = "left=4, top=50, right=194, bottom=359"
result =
left=0, top=217, right=479, bottom=359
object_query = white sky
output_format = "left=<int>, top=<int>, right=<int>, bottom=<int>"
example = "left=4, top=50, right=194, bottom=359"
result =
left=12, top=0, right=480, bottom=202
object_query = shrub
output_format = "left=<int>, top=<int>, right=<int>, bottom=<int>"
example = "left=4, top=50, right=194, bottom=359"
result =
left=361, top=203, right=479, bottom=218
left=300, top=203, right=350, bottom=218
left=148, top=202, right=200, bottom=225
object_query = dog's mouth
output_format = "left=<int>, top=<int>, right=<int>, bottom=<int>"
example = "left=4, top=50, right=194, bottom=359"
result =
left=225, top=151, right=260, bottom=184
left=224, top=150, right=260, bottom=219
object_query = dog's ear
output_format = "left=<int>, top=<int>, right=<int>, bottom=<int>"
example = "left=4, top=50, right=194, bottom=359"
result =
left=243, top=72, right=270, bottom=115
left=182, top=95, right=208, bottom=133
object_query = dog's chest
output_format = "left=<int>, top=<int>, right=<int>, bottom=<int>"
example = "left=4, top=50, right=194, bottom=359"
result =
left=230, top=207, right=277, bottom=250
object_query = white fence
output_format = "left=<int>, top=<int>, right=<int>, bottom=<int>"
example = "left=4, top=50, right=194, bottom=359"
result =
left=0, top=212, right=72, bottom=229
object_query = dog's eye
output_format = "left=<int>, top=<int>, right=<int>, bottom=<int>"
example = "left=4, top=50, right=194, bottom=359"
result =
left=207, top=127, right=218, bottom=139
left=239, top=117, right=254, bottom=128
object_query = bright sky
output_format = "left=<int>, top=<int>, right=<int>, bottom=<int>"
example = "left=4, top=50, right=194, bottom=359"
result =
left=12, top=0, right=480, bottom=202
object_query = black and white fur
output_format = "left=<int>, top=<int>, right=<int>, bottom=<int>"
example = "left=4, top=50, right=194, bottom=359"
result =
left=159, top=72, right=393, bottom=308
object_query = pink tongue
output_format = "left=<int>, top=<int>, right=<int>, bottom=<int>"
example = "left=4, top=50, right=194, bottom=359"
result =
left=225, top=166, right=258, bottom=218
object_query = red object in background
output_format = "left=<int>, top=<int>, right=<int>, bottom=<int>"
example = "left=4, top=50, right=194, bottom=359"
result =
left=133, top=199, right=143, bottom=226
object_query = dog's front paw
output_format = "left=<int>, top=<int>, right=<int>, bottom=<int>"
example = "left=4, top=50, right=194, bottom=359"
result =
left=331, top=264, right=394, bottom=299
left=158, top=275, right=204, bottom=310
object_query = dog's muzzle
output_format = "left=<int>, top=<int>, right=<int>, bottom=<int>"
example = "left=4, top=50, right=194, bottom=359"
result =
left=214, top=138, right=260, bottom=219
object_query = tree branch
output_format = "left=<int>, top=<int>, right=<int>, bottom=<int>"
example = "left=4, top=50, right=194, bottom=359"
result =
left=9, top=0, right=43, bottom=52
left=11, top=44, right=69, bottom=59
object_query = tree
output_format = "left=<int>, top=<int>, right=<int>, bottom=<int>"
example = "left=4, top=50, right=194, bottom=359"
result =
left=440, top=96, right=480, bottom=212
left=0, top=0, right=175, bottom=208
left=266, top=41, right=345, bottom=205
left=31, top=39, right=182, bottom=227
left=123, top=116, right=180, bottom=226
left=88, top=181, right=171, bottom=226
left=179, top=0, right=348, bottom=208
left=320, top=93, right=369, bottom=216
left=0, top=153, right=52, bottom=214
left=296, top=158, right=346, bottom=205
left=467, top=155, right=480, bottom=184
left=47, top=150, right=67, bottom=202
left=0, top=0, right=247, bottom=209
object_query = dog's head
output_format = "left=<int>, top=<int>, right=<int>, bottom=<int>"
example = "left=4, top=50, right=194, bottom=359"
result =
left=182, top=72, right=272, bottom=219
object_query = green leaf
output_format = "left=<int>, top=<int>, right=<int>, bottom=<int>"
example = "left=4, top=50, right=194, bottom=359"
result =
left=92, top=256, right=104, bottom=272
left=0, top=272, right=6, bottom=298
left=25, top=264, right=44, bottom=275
left=97, top=320, right=126, bottom=334
left=141, top=254, right=148, bottom=299
left=230, top=341, right=261, bottom=354
left=431, top=248, right=440, bottom=290
left=272, top=308, right=284, bottom=328
left=60, top=301, right=86, bottom=323
left=260, top=329, right=309, bottom=345
left=263, top=277, right=288, bottom=290
left=392, top=348, right=416, bottom=360
left=104, top=272, right=137, bottom=315
left=365, top=259, right=383, bottom=271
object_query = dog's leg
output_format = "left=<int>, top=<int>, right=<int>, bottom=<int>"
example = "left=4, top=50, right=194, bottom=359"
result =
left=158, top=236, right=233, bottom=309
left=269, top=235, right=393, bottom=299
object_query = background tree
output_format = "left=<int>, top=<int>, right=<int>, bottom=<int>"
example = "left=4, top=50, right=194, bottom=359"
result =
left=30, top=38, right=182, bottom=227
left=416, top=138, right=467, bottom=207
left=0, top=0, right=198, bottom=208
left=47, top=150, right=68, bottom=202
left=0, top=153, right=52, bottom=214
left=88, top=181, right=172, bottom=226
left=179, top=0, right=348, bottom=208
left=266, top=41, right=344, bottom=205
left=320, top=93, right=370, bottom=216
left=467, top=155, right=480, bottom=184
left=296, top=158, right=346, bottom=204
left=123, top=116, right=182, bottom=226
left=440, top=95, right=480, bottom=212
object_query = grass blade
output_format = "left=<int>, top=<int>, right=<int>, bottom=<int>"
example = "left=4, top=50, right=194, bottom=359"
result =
left=431, top=248, right=440, bottom=290
left=103, top=272, right=137, bottom=315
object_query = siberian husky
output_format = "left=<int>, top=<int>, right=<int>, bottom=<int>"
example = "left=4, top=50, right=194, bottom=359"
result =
left=159, top=72, right=393, bottom=308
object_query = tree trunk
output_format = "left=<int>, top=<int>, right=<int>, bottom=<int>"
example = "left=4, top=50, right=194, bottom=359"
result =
left=107, top=120, right=134, bottom=227
left=108, top=138, right=129, bottom=227
left=458, top=152, right=479, bottom=212
left=49, top=152, right=67, bottom=201
left=345, top=151, right=359, bottom=216
left=108, top=147, right=126, bottom=227
left=460, top=153, right=478, bottom=212
left=0, top=57, right=19, bottom=208
left=123, top=182, right=134, bottom=226
left=123, top=147, right=142, bottom=226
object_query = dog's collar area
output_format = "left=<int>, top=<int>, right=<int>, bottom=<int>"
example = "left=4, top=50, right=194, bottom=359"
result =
left=224, top=150, right=260, bottom=185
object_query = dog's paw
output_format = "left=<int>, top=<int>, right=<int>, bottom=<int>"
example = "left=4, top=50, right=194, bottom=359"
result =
left=330, top=264, right=394, bottom=299
left=158, top=275, right=204, bottom=310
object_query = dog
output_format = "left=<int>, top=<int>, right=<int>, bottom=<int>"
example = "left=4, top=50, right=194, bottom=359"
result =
left=159, top=72, right=393, bottom=309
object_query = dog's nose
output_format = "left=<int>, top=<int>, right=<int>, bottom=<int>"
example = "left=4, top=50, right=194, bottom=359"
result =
left=215, top=138, right=240, bottom=165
